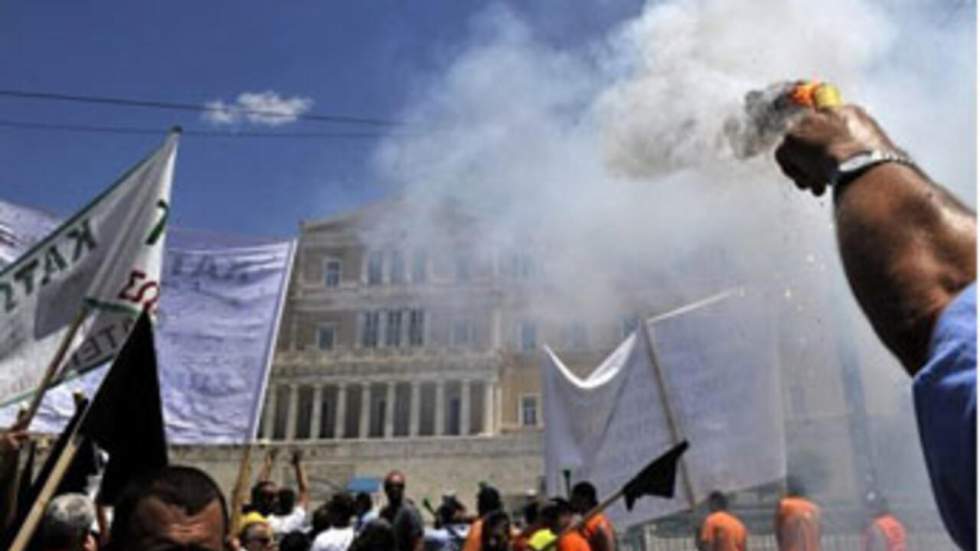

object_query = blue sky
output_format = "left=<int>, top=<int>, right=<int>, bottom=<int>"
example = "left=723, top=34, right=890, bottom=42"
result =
left=0, top=1, right=643, bottom=239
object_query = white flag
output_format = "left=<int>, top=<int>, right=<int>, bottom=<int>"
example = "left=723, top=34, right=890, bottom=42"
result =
left=542, top=289, right=785, bottom=528
left=0, top=131, right=179, bottom=404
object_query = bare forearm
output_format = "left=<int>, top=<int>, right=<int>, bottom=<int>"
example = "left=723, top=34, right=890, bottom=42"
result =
left=834, top=162, right=976, bottom=373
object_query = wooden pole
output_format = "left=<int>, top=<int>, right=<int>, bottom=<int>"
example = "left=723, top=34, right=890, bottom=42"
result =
left=18, top=307, right=89, bottom=429
left=9, top=432, right=83, bottom=551
left=638, top=318, right=698, bottom=511
left=229, top=442, right=254, bottom=533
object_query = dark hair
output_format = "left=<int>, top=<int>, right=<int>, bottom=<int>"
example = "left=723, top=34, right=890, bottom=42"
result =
left=786, top=476, right=807, bottom=497
left=350, top=518, right=396, bottom=551
left=522, top=500, right=540, bottom=525
left=477, top=485, right=502, bottom=517
left=280, top=531, right=312, bottom=551
left=109, top=465, right=229, bottom=549
left=708, top=491, right=728, bottom=511
left=251, top=480, right=277, bottom=505
left=355, top=492, right=373, bottom=512
left=278, top=488, right=297, bottom=514
left=329, top=492, right=356, bottom=526
left=481, top=510, right=512, bottom=551
left=312, top=504, right=332, bottom=536
left=571, top=482, right=598, bottom=507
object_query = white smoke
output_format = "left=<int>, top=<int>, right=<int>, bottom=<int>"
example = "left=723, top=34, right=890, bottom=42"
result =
left=369, top=0, right=974, bottom=521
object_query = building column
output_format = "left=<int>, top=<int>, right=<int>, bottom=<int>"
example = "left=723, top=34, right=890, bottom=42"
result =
left=359, top=383, right=371, bottom=438
left=310, top=385, right=323, bottom=440
left=434, top=380, right=446, bottom=436
left=262, top=383, right=278, bottom=439
left=483, top=381, right=495, bottom=435
left=285, top=384, right=299, bottom=441
left=384, top=382, right=396, bottom=438
left=490, top=308, right=502, bottom=349
left=335, top=383, right=347, bottom=439
left=460, top=380, right=472, bottom=436
left=409, top=381, right=421, bottom=437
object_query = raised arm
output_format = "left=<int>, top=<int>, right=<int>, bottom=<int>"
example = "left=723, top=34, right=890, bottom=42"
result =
left=775, top=106, right=976, bottom=374
left=291, top=450, right=310, bottom=510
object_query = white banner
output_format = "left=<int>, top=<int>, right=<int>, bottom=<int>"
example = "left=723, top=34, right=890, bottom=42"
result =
left=0, top=133, right=178, bottom=404
left=0, top=227, right=294, bottom=444
left=542, top=290, right=784, bottom=528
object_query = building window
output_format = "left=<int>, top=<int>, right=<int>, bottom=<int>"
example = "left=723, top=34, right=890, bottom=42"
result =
left=408, top=309, right=425, bottom=347
left=367, top=251, right=384, bottom=286
left=317, top=325, right=336, bottom=351
left=386, top=310, right=403, bottom=348
left=324, top=259, right=342, bottom=288
left=362, top=312, right=380, bottom=348
left=520, top=395, right=539, bottom=427
left=565, top=322, right=588, bottom=349
left=451, top=317, right=474, bottom=347
left=295, top=386, right=314, bottom=440
left=518, top=320, right=537, bottom=352
left=411, top=250, right=427, bottom=283
left=390, top=250, right=406, bottom=284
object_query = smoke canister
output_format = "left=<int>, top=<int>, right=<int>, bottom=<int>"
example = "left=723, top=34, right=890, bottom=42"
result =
left=812, top=83, right=842, bottom=108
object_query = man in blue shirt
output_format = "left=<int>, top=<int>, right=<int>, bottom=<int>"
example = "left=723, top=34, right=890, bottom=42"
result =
left=776, top=105, right=976, bottom=550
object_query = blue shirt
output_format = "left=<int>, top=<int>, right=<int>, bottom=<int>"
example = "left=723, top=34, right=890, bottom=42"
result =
left=914, top=283, right=977, bottom=551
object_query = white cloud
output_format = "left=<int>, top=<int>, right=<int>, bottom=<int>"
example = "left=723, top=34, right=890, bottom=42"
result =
left=201, top=91, right=314, bottom=127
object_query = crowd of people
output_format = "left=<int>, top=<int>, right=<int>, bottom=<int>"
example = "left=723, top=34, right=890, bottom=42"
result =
left=0, top=103, right=974, bottom=551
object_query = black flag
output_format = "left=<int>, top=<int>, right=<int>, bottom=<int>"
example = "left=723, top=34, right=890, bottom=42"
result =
left=79, top=311, right=168, bottom=504
left=622, top=441, right=689, bottom=511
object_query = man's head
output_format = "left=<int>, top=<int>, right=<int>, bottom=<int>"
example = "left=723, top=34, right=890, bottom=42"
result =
left=866, top=492, right=891, bottom=519
left=476, top=485, right=502, bottom=517
left=522, top=500, right=540, bottom=527
left=311, top=504, right=332, bottom=536
left=354, top=492, right=373, bottom=516
left=542, top=498, right=573, bottom=533
left=109, top=465, right=229, bottom=551
left=251, top=481, right=279, bottom=517
left=570, top=482, right=597, bottom=514
left=277, top=488, right=296, bottom=515
left=328, top=492, right=356, bottom=528
left=481, top=511, right=512, bottom=551
left=239, top=520, right=275, bottom=551
left=383, top=471, right=406, bottom=506
left=707, top=491, right=728, bottom=513
left=40, top=493, right=97, bottom=551
left=786, top=476, right=807, bottom=497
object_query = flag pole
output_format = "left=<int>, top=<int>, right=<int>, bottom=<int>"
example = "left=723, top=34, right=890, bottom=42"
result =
left=8, top=429, right=84, bottom=551
left=17, top=306, right=89, bottom=429
left=229, top=442, right=254, bottom=533
left=638, top=318, right=697, bottom=511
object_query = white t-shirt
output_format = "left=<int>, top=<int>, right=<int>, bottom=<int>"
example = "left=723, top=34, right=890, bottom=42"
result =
left=312, top=526, right=356, bottom=551
left=269, top=506, right=308, bottom=535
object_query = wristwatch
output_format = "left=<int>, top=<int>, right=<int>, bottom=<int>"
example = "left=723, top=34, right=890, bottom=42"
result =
left=831, top=150, right=915, bottom=187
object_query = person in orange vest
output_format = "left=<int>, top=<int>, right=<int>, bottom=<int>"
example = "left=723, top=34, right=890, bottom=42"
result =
left=551, top=498, right=591, bottom=551
left=570, top=482, right=615, bottom=551
left=774, top=478, right=821, bottom=551
left=697, top=491, right=748, bottom=551
left=462, top=484, right=503, bottom=551
left=862, top=495, right=907, bottom=551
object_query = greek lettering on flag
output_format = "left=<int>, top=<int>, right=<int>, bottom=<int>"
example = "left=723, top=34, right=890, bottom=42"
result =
left=0, top=132, right=179, bottom=404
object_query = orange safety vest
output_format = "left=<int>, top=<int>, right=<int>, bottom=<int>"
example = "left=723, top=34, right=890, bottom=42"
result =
left=775, top=497, right=821, bottom=551
left=862, top=515, right=906, bottom=551
left=700, top=511, right=748, bottom=551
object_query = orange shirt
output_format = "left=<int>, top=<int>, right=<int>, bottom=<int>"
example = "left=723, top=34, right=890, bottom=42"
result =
left=775, top=497, right=821, bottom=551
left=462, top=518, right=484, bottom=551
left=862, top=515, right=906, bottom=551
left=582, top=514, right=615, bottom=551
left=700, top=511, right=748, bottom=551
left=558, top=531, right=592, bottom=551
